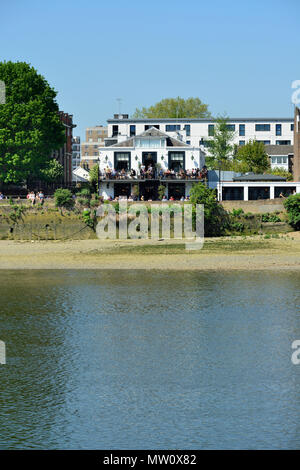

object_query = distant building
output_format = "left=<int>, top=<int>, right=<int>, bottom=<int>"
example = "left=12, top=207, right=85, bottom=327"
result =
left=72, top=136, right=81, bottom=181
left=81, top=125, right=107, bottom=170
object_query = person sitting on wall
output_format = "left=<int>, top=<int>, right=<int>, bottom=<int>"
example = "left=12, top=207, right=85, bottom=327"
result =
left=164, top=168, right=170, bottom=179
left=159, top=168, right=164, bottom=178
left=162, top=195, right=168, bottom=202
left=130, top=169, right=136, bottom=178
left=120, top=168, right=126, bottom=179
left=0, top=192, right=4, bottom=200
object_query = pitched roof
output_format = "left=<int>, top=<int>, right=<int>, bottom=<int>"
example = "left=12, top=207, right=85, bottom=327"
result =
left=265, top=145, right=294, bottom=156
left=109, top=127, right=189, bottom=148
left=233, top=173, right=286, bottom=182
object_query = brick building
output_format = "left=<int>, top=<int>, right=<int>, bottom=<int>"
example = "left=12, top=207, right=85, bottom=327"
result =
left=81, top=125, right=107, bottom=169
left=51, top=112, right=76, bottom=185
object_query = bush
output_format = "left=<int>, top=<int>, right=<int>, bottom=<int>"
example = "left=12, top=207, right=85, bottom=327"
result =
left=284, top=193, right=300, bottom=230
left=54, top=188, right=74, bottom=209
left=189, top=182, right=229, bottom=236
left=261, top=213, right=281, bottom=223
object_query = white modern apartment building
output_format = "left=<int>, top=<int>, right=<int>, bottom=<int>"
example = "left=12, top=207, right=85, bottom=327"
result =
left=105, top=114, right=294, bottom=148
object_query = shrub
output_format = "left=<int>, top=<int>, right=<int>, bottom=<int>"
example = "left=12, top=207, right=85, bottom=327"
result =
left=284, top=193, right=300, bottom=230
left=261, top=213, right=281, bottom=223
left=54, top=188, right=74, bottom=209
left=231, top=208, right=244, bottom=217
left=189, top=182, right=229, bottom=236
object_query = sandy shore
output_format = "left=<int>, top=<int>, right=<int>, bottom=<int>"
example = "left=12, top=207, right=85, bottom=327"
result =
left=0, top=232, right=299, bottom=270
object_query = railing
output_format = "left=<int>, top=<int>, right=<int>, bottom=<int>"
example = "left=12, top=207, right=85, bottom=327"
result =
left=99, top=172, right=208, bottom=182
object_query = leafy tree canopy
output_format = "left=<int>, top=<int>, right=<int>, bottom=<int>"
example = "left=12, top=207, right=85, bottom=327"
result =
left=205, top=116, right=235, bottom=169
left=132, top=97, right=210, bottom=119
left=0, top=61, right=65, bottom=184
left=234, top=140, right=270, bottom=174
left=39, top=159, right=63, bottom=183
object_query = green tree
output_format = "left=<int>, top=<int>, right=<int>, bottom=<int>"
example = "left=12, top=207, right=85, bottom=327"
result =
left=189, top=182, right=229, bottom=236
left=132, top=97, right=210, bottom=119
left=89, top=163, right=99, bottom=193
left=283, top=193, right=300, bottom=230
left=205, top=116, right=235, bottom=169
left=269, top=167, right=293, bottom=181
left=54, top=188, right=74, bottom=210
left=0, top=61, right=65, bottom=184
left=234, top=140, right=270, bottom=174
left=39, top=159, right=63, bottom=183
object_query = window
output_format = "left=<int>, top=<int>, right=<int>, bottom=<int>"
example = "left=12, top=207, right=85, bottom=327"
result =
left=239, top=124, right=245, bottom=136
left=255, top=124, right=270, bottom=131
left=114, top=152, right=131, bottom=170
left=271, top=156, right=288, bottom=165
left=112, top=125, right=119, bottom=137
left=185, top=124, right=190, bottom=136
left=276, top=140, right=291, bottom=145
left=291, top=124, right=294, bottom=131
left=166, top=125, right=180, bottom=132
left=135, top=138, right=164, bottom=148
left=208, top=124, right=214, bottom=136
left=130, top=125, right=136, bottom=136
left=168, top=151, right=185, bottom=171
left=239, top=140, right=245, bottom=146
left=199, top=139, right=211, bottom=148
left=186, top=140, right=191, bottom=145
left=256, top=140, right=271, bottom=145
left=276, top=124, right=282, bottom=136
left=227, top=124, right=235, bottom=131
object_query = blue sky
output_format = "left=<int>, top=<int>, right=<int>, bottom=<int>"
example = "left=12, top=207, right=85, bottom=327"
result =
left=1, top=0, right=299, bottom=139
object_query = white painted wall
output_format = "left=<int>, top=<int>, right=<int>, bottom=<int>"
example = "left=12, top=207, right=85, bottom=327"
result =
left=107, top=119, right=294, bottom=149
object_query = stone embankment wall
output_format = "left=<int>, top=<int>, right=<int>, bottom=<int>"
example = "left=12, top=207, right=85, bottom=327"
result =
left=221, top=198, right=285, bottom=214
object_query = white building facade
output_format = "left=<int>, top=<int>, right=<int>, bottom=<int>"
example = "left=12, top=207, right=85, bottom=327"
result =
left=105, top=115, right=294, bottom=149
left=96, top=127, right=205, bottom=200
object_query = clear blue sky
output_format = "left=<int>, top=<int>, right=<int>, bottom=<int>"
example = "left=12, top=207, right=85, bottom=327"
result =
left=1, top=0, right=299, bottom=139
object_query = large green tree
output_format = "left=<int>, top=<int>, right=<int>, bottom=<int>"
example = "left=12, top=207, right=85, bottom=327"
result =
left=0, top=61, right=65, bottom=184
left=132, top=97, right=210, bottom=119
left=234, top=140, right=270, bottom=174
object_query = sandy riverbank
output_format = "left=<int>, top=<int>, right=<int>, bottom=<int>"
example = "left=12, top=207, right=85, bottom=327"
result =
left=0, top=232, right=299, bottom=270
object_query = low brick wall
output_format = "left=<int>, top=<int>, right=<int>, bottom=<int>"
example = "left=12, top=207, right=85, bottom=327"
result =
left=221, top=198, right=285, bottom=214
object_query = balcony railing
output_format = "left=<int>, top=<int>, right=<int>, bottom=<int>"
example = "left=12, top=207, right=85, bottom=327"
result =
left=98, top=169, right=208, bottom=182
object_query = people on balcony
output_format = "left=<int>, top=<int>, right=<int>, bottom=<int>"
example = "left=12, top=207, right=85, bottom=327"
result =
left=98, top=164, right=208, bottom=181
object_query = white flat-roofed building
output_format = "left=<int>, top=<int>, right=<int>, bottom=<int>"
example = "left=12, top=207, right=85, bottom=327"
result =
left=105, top=115, right=294, bottom=150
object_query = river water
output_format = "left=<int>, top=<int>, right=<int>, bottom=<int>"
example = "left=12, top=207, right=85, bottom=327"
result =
left=0, top=269, right=299, bottom=449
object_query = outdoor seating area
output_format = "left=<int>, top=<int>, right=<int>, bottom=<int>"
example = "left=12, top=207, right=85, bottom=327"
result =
left=99, top=166, right=208, bottom=181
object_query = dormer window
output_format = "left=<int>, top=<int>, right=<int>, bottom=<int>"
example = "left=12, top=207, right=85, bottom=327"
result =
left=135, top=138, right=165, bottom=148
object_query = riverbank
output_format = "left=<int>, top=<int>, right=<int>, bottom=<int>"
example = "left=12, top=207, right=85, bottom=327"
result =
left=0, top=232, right=299, bottom=270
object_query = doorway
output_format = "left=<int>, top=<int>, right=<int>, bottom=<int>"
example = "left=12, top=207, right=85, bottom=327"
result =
left=139, top=181, right=159, bottom=200
left=142, top=152, right=157, bottom=172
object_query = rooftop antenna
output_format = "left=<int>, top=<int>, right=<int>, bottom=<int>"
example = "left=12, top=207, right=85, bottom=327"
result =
left=116, top=98, right=122, bottom=116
